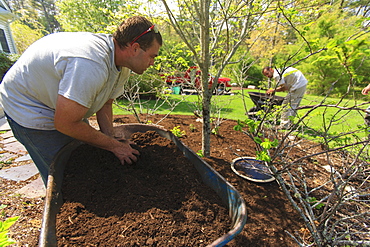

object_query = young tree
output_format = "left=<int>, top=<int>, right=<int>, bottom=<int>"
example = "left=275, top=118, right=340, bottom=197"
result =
left=161, top=0, right=270, bottom=157
left=6, top=0, right=60, bottom=34
left=32, top=0, right=60, bottom=33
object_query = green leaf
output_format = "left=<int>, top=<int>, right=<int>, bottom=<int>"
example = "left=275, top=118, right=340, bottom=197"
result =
left=257, top=151, right=271, bottom=162
left=1, top=217, right=19, bottom=231
left=233, top=125, right=243, bottom=131
left=0, top=216, right=19, bottom=247
left=261, top=141, right=272, bottom=149
left=326, top=40, right=338, bottom=49
left=271, top=139, right=279, bottom=147
left=254, top=137, right=262, bottom=144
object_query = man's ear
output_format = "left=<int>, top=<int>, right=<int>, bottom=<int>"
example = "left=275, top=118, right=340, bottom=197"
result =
left=131, top=43, right=140, bottom=53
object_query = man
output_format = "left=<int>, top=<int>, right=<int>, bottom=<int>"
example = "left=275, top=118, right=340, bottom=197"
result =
left=262, top=66, right=308, bottom=129
left=0, top=16, right=162, bottom=185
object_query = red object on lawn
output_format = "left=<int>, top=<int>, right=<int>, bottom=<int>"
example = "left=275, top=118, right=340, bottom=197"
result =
left=161, top=66, right=232, bottom=92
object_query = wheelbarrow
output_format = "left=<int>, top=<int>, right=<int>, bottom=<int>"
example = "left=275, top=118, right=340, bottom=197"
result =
left=247, top=92, right=285, bottom=121
left=38, top=124, right=247, bottom=247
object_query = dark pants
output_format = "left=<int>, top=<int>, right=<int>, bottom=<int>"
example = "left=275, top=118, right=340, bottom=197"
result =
left=5, top=113, right=74, bottom=185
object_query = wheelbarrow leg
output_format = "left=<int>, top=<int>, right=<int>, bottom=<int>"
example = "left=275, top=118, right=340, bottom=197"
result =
left=247, top=107, right=261, bottom=121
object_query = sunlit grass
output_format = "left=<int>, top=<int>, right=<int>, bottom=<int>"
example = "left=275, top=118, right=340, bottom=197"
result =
left=113, top=89, right=370, bottom=141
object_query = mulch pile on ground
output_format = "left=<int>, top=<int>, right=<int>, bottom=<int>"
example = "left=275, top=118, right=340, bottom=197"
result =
left=56, top=131, right=231, bottom=246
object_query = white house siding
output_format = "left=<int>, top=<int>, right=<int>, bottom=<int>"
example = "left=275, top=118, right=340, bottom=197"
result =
left=0, top=0, right=17, bottom=117
left=0, top=21, right=17, bottom=53
left=0, top=0, right=17, bottom=54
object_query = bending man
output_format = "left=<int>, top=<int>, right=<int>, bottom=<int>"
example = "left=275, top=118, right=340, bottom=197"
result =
left=0, top=16, right=162, bottom=185
left=262, top=66, right=308, bottom=129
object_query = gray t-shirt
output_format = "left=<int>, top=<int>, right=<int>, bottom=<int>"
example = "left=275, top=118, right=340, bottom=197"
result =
left=0, top=32, right=130, bottom=130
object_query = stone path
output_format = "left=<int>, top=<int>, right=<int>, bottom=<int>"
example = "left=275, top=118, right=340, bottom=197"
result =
left=0, top=117, right=45, bottom=198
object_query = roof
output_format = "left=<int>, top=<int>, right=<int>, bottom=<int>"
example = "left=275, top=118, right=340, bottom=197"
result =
left=0, top=0, right=15, bottom=20
left=0, top=0, right=11, bottom=11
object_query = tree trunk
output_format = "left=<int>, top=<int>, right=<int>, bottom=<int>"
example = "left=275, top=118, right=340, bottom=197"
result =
left=200, top=0, right=211, bottom=157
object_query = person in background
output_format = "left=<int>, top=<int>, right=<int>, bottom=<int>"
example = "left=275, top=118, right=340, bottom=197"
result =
left=361, top=83, right=370, bottom=126
left=262, top=66, right=308, bottom=129
left=0, top=16, right=162, bottom=186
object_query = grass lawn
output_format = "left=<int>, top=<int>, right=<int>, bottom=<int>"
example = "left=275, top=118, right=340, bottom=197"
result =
left=114, top=89, right=370, bottom=142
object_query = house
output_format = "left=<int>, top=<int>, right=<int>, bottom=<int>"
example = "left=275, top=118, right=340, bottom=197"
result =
left=0, top=0, right=17, bottom=54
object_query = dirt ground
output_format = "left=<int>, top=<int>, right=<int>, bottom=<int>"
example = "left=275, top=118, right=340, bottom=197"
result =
left=1, top=113, right=334, bottom=246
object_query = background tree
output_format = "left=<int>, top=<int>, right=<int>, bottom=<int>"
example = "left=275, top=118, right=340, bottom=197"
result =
left=248, top=0, right=370, bottom=97
left=32, top=0, right=60, bottom=33
left=297, top=9, right=370, bottom=97
left=5, top=0, right=59, bottom=53
left=56, top=0, right=140, bottom=33
left=5, top=0, right=59, bottom=34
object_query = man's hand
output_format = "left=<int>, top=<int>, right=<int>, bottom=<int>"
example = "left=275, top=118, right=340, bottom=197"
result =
left=112, top=139, right=140, bottom=165
left=362, top=84, right=370, bottom=95
left=266, top=88, right=275, bottom=94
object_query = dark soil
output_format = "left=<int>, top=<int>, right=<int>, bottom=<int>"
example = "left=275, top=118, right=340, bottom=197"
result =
left=2, top=114, right=314, bottom=246
left=56, top=131, right=231, bottom=246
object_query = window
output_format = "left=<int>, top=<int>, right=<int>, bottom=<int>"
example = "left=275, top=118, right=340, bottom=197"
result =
left=0, top=29, right=10, bottom=53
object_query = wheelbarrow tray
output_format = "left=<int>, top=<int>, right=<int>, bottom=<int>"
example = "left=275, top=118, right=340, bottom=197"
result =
left=39, top=124, right=247, bottom=247
left=248, top=92, right=285, bottom=109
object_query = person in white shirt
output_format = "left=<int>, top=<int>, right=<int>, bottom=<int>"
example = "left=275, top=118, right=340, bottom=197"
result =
left=262, top=66, right=308, bottom=129
left=0, top=16, right=162, bottom=185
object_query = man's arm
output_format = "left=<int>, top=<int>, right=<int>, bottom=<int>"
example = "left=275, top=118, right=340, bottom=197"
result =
left=266, top=84, right=287, bottom=94
left=54, top=95, right=139, bottom=165
left=96, top=99, right=114, bottom=137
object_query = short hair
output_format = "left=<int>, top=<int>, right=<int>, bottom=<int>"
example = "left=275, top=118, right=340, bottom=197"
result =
left=262, top=66, right=272, bottom=73
left=113, top=16, right=162, bottom=51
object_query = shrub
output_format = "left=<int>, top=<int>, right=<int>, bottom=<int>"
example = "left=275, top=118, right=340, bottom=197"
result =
left=0, top=52, right=19, bottom=81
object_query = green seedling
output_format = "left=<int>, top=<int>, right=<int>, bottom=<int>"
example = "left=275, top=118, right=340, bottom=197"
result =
left=307, top=197, right=325, bottom=209
left=211, top=126, right=220, bottom=136
left=189, top=124, right=196, bottom=132
left=234, top=118, right=260, bottom=135
left=196, top=150, right=204, bottom=157
left=254, top=137, right=279, bottom=162
left=170, top=126, right=186, bottom=138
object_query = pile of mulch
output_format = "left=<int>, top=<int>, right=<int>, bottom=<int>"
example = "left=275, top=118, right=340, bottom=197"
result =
left=56, top=131, right=231, bottom=246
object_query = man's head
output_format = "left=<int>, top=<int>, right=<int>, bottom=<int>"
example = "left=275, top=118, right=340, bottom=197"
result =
left=262, top=66, right=274, bottom=78
left=113, top=16, right=162, bottom=74
left=114, top=16, right=162, bottom=51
